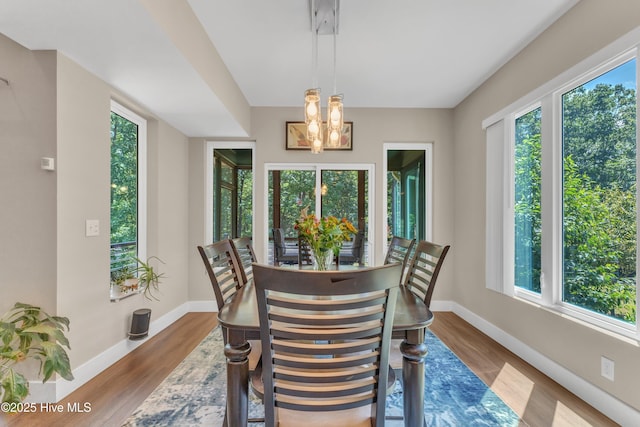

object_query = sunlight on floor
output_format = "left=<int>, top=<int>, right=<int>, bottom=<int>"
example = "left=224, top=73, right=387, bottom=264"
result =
left=553, top=401, right=591, bottom=427
left=490, top=362, right=534, bottom=415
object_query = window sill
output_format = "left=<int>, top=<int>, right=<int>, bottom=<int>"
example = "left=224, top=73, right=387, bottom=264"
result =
left=512, top=293, right=639, bottom=345
left=110, top=286, right=142, bottom=302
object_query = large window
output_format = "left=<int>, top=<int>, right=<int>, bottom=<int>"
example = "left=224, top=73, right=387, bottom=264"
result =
left=110, top=101, right=147, bottom=301
left=485, top=43, right=638, bottom=337
left=561, top=60, right=637, bottom=323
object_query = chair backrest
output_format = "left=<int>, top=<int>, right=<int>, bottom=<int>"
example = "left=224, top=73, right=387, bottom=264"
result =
left=351, top=230, right=365, bottom=265
left=273, top=228, right=287, bottom=257
left=297, top=234, right=313, bottom=266
left=252, top=263, right=401, bottom=427
left=197, top=240, right=244, bottom=314
left=384, top=236, right=415, bottom=266
left=230, top=237, right=257, bottom=284
left=402, top=240, right=450, bottom=308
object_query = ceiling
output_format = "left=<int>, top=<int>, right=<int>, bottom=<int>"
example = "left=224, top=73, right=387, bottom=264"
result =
left=0, top=0, right=578, bottom=137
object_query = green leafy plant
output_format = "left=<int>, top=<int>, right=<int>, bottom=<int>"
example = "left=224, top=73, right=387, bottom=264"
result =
left=134, top=256, right=166, bottom=301
left=0, top=303, right=73, bottom=404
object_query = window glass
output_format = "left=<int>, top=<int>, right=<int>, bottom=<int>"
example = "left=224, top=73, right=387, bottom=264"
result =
left=110, top=102, right=146, bottom=300
left=561, top=59, right=637, bottom=323
left=515, top=107, right=542, bottom=293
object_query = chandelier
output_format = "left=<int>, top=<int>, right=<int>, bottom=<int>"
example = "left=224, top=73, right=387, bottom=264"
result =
left=304, top=0, right=343, bottom=154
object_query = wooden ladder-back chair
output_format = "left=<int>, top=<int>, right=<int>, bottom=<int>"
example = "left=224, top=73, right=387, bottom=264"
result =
left=231, top=237, right=258, bottom=285
left=251, top=263, right=402, bottom=427
left=197, top=240, right=244, bottom=343
left=384, top=236, right=415, bottom=285
left=402, top=240, right=450, bottom=308
left=198, top=239, right=265, bottom=424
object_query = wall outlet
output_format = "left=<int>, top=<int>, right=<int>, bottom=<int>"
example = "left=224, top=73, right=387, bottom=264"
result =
left=601, top=356, right=615, bottom=381
left=85, top=219, right=100, bottom=237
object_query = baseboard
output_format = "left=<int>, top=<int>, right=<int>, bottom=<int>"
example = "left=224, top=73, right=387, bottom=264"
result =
left=441, top=301, right=640, bottom=426
left=27, top=302, right=192, bottom=402
left=188, top=300, right=218, bottom=312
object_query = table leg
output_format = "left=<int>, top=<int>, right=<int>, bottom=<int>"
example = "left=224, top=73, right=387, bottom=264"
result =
left=400, top=328, right=428, bottom=427
left=223, top=333, right=251, bottom=427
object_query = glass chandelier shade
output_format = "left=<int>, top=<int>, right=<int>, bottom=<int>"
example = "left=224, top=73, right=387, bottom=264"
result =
left=305, top=88, right=323, bottom=153
left=327, top=94, right=343, bottom=148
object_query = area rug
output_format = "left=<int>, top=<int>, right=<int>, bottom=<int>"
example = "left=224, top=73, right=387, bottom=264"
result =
left=123, top=327, right=520, bottom=427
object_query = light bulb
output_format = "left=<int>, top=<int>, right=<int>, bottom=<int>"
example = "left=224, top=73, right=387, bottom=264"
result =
left=306, top=101, right=318, bottom=117
left=330, top=129, right=340, bottom=144
left=308, top=120, right=319, bottom=134
left=330, top=107, right=341, bottom=123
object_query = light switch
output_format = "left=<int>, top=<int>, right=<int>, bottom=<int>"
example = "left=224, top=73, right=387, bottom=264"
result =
left=86, top=220, right=100, bottom=237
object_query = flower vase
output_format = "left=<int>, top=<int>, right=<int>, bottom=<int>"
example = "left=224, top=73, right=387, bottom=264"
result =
left=312, top=249, right=334, bottom=271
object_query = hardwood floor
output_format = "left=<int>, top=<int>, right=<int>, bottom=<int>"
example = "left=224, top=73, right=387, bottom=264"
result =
left=431, top=312, right=617, bottom=427
left=0, top=311, right=616, bottom=427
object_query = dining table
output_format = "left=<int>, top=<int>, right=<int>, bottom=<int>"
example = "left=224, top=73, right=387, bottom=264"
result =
left=217, top=263, right=434, bottom=427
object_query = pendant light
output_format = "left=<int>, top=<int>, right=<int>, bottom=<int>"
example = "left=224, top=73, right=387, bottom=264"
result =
left=305, top=0, right=323, bottom=153
left=326, top=0, right=343, bottom=148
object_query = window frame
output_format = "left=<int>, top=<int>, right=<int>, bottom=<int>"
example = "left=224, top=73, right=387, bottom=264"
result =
left=109, top=100, right=147, bottom=301
left=484, top=29, right=640, bottom=340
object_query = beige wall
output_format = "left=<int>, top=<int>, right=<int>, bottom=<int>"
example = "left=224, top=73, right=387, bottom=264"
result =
left=188, top=106, right=456, bottom=303
left=0, top=35, right=57, bottom=317
left=453, top=0, right=640, bottom=411
left=55, top=53, right=191, bottom=368
left=1, top=34, right=191, bottom=384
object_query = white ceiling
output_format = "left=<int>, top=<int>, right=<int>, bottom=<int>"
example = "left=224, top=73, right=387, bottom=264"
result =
left=0, top=0, right=578, bottom=137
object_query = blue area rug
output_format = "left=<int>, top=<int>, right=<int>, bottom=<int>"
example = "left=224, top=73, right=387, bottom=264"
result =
left=123, top=326, right=520, bottom=426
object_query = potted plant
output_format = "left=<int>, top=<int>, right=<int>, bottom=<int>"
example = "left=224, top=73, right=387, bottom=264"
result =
left=111, top=264, right=139, bottom=294
left=134, top=256, right=165, bottom=301
left=0, top=302, right=73, bottom=404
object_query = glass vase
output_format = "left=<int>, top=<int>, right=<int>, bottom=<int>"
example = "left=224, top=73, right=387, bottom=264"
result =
left=312, top=249, right=334, bottom=271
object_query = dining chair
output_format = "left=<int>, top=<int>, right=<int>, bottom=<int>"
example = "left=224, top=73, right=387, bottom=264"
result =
left=251, top=263, right=401, bottom=427
left=383, top=236, right=415, bottom=266
left=297, top=233, right=313, bottom=266
left=402, top=240, right=450, bottom=308
left=230, top=236, right=258, bottom=285
left=197, top=240, right=244, bottom=341
left=273, top=228, right=299, bottom=266
left=198, top=239, right=264, bottom=425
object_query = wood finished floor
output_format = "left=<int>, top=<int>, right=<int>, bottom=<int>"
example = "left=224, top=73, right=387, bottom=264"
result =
left=0, top=311, right=617, bottom=427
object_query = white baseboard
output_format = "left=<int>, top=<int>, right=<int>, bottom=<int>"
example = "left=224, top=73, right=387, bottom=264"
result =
left=28, top=302, right=193, bottom=402
left=439, top=301, right=640, bottom=426
left=188, top=300, right=218, bottom=312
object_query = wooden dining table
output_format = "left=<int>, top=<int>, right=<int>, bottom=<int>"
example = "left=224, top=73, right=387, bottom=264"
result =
left=217, top=264, right=434, bottom=427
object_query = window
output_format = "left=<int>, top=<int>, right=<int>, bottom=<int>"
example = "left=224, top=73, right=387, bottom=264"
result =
left=514, top=107, right=542, bottom=293
left=485, top=38, right=639, bottom=338
left=266, top=163, right=374, bottom=265
left=206, top=142, right=255, bottom=245
left=110, top=101, right=147, bottom=301
left=561, top=60, right=637, bottom=324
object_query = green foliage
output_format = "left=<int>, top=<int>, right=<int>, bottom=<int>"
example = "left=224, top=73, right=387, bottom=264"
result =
left=134, top=256, right=166, bottom=301
left=0, top=303, right=73, bottom=405
left=515, top=76, right=636, bottom=323
left=110, top=112, right=138, bottom=245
